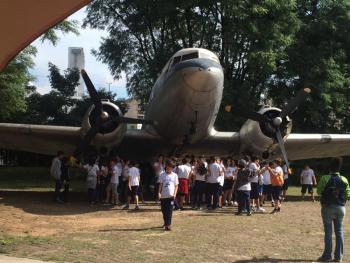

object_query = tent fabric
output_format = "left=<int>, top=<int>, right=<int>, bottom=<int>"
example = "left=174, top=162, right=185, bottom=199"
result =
left=0, top=0, right=91, bottom=71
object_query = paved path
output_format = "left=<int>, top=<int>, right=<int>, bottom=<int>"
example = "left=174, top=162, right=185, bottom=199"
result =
left=0, top=255, right=54, bottom=262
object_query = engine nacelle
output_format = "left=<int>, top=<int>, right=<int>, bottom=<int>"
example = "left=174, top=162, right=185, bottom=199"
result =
left=239, top=106, right=292, bottom=156
left=81, top=100, right=127, bottom=148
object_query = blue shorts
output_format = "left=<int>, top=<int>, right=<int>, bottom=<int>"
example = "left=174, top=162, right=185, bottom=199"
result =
left=258, top=184, right=264, bottom=194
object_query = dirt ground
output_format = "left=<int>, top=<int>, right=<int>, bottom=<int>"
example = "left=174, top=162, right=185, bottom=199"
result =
left=0, top=189, right=349, bottom=263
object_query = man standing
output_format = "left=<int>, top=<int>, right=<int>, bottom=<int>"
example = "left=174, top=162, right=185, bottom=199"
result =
left=206, top=157, right=222, bottom=210
left=249, top=156, right=265, bottom=213
left=50, top=151, right=64, bottom=202
left=317, top=157, right=350, bottom=262
left=300, top=164, right=317, bottom=201
left=159, top=160, right=179, bottom=231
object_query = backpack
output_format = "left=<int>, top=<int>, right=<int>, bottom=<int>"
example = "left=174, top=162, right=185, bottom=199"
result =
left=321, top=174, right=346, bottom=206
left=234, top=168, right=253, bottom=190
left=197, top=163, right=208, bottom=175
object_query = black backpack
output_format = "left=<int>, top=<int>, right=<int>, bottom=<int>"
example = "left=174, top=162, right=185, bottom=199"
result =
left=321, top=174, right=346, bottom=206
left=197, top=163, right=208, bottom=175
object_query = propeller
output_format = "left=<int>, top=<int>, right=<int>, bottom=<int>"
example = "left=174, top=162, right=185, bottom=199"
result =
left=225, top=87, right=312, bottom=168
left=72, top=69, right=156, bottom=158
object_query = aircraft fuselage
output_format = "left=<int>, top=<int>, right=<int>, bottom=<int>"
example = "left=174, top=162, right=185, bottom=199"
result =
left=145, top=48, right=224, bottom=145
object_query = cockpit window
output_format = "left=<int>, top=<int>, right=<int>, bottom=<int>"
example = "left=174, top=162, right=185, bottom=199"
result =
left=181, top=52, right=198, bottom=61
left=172, top=56, right=181, bottom=66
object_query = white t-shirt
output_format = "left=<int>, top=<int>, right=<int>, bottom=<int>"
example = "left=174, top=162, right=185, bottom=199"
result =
left=128, top=166, right=140, bottom=186
left=84, top=164, right=99, bottom=178
left=110, top=164, right=121, bottom=184
left=262, top=169, right=271, bottom=185
left=194, top=165, right=206, bottom=181
left=274, top=166, right=284, bottom=178
left=159, top=171, right=179, bottom=199
left=219, top=163, right=225, bottom=186
left=301, top=168, right=315, bottom=185
left=207, top=162, right=222, bottom=183
left=248, top=162, right=259, bottom=183
left=225, top=166, right=235, bottom=179
left=177, top=164, right=192, bottom=179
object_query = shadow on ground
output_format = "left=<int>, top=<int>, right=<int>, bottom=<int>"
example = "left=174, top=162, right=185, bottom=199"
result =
left=234, top=257, right=316, bottom=262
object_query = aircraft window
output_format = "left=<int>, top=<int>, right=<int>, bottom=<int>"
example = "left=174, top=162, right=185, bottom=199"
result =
left=172, top=56, right=181, bottom=66
left=181, top=52, right=198, bottom=61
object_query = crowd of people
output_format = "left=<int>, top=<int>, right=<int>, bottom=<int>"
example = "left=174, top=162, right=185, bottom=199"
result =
left=50, top=152, right=350, bottom=261
left=50, top=152, right=297, bottom=225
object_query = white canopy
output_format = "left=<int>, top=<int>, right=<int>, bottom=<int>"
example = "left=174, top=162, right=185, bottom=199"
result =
left=0, top=0, right=91, bottom=71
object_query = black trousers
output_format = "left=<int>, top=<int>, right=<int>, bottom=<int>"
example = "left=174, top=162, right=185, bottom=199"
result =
left=206, top=183, right=219, bottom=209
left=160, top=198, right=174, bottom=226
left=192, top=180, right=206, bottom=207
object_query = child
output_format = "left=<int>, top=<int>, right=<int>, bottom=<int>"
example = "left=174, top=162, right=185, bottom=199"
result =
left=83, top=158, right=100, bottom=205
left=158, top=160, right=179, bottom=231
left=268, top=160, right=284, bottom=214
left=105, top=159, right=120, bottom=205
left=124, top=161, right=141, bottom=210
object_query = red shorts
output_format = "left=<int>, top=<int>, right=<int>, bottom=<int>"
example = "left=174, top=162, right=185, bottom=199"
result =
left=178, top=178, right=189, bottom=195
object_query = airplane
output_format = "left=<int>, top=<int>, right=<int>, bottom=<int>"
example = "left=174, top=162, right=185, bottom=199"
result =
left=1, top=47, right=350, bottom=166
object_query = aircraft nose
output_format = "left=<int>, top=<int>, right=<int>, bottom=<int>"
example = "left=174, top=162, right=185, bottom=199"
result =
left=183, top=67, right=222, bottom=92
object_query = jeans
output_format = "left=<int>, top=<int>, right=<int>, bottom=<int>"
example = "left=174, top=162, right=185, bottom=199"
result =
left=321, top=205, right=345, bottom=260
left=161, top=198, right=174, bottom=226
left=206, top=183, right=219, bottom=209
left=237, top=190, right=251, bottom=213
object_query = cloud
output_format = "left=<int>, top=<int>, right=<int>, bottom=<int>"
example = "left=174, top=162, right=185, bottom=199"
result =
left=29, top=7, right=128, bottom=98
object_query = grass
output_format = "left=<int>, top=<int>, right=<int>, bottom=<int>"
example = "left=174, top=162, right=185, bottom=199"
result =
left=0, top=167, right=349, bottom=262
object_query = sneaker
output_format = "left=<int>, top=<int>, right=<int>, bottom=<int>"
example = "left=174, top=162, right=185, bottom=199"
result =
left=316, top=256, right=332, bottom=262
left=247, top=211, right=252, bottom=216
left=256, top=207, right=265, bottom=213
left=233, top=201, right=238, bottom=206
left=332, top=258, right=342, bottom=262
left=164, top=226, right=171, bottom=231
left=135, top=205, right=140, bottom=210
left=270, top=209, right=277, bottom=214
left=251, top=207, right=256, bottom=212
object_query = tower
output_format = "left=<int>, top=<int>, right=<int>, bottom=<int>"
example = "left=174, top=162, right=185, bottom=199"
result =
left=68, top=47, right=85, bottom=99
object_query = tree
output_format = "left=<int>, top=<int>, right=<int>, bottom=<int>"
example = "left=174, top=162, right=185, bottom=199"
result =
left=268, top=0, right=350, bottom=133
left=0, top=46, right=37, bottom=121
left=0, top=20, right=79, bottom=122
left=84, top=0, right=299, bottom=130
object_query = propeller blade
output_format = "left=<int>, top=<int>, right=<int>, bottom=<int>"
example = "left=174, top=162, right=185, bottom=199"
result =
left=275, top=128, right=290, bottom=170
left=81, top=69, right=103, bottom=112
left=280, top=87, right=311, bottom=119
left=73, top=116, right=102, bottom=157
left=112, top=116, right=156, bottom=125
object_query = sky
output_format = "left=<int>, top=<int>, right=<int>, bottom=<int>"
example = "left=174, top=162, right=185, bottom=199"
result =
left=29, top=7, right=128, bottom=98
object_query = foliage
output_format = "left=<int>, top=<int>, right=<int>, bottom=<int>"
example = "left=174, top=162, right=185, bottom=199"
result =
left=84, top=0, right=350, bottom=133
left=0, top=46, right=37, bottom=121
left=0, top=19, right=80, bottom=121
left=40, top=20, right=80, bottom=46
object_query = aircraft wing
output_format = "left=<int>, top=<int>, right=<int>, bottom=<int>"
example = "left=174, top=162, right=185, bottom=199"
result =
left=271, top=133, right=350, bottom=160
left=0, top=0, right=91, bottom=71
left=0, top=123, right=166, bottom=158
left=0, top=123, right=81, bottom=156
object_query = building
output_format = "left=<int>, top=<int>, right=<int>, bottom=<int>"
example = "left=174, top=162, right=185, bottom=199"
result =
left=68, top=47, right=85, bottom=99
left=124, top=98, right=144, bottom=130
